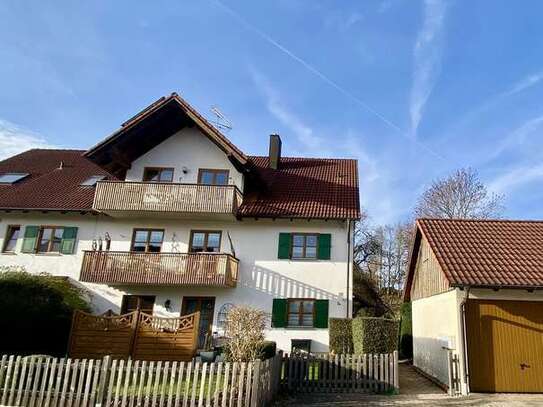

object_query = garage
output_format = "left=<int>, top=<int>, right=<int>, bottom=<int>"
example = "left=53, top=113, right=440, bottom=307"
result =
left=466, top=299, right=543, bottom=393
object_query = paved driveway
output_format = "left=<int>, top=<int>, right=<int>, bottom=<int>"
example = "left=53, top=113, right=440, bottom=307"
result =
left=274, top=363, right=543, bottom=406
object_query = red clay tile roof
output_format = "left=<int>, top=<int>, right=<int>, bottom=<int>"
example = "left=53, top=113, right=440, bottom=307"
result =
left=414, top=218, right=543, bottom=288
left=240, top=156, right=360, bottom=219
left=0, top=149, right=115, bottom=210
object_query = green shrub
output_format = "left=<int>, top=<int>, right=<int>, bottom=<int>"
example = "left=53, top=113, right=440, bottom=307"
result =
left=329, top=318, right=353, bottom=354
left=399, top=302, right=413, bottom=359
left=0, top=270, right=90, bottom=356
left=352, top=316, right=399, bottom=354
left=259, top=341, right=277, bottom=360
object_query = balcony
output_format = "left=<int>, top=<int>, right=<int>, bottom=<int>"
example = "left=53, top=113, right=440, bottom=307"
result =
left=80, top=251, right=239, bottom=287
left=92, top=181, right=243, bottom=218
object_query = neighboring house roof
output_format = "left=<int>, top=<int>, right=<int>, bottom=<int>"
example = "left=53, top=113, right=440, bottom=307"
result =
left=405, top=218, right=543, bottom=296
left=0, top=149, right=115, bottom=211
left=242, top=156, right=360, bottom=219
left=84, top=93, right=247, bottom=177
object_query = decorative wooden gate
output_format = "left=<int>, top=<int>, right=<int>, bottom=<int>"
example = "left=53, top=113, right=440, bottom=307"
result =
left=68, top=310, right=200, bottom=361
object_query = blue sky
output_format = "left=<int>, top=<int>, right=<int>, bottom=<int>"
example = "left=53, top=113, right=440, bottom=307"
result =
left=1, top=0, right=543, bottom=225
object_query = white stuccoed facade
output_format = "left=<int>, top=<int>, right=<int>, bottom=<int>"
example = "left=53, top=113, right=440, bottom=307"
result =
left=0, top=126, right=354, bottom=353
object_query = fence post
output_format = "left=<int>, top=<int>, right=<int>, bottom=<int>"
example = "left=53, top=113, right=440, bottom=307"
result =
left=95, top=355, right=111, bottom=407
left=393, top=351, right=399, bottom=393
left=250, top=359, right=261, bottom=407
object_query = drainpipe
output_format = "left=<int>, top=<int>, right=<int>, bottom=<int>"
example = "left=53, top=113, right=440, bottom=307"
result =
left=459, top=286, right=471, bottom=394
left=346, top=220, right=352, bottom=318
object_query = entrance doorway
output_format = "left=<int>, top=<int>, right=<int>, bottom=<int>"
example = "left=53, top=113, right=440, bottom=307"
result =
left=181, top=297, right=215, bottom=349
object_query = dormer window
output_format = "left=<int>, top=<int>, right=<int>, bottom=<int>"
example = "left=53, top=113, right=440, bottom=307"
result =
left=143, top=167, right=174, bottom=183
left=198, top=169, right=229, bottom=185
left=80, top=175, right=106, bottom=186
left=0, top=173, right=29, bottom=184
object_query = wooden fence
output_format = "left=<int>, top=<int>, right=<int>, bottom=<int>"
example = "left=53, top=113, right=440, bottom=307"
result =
left=446, top=350, right=461, bottom=396
left=0, top=353, right=283, bottom=407
left=68, top=311, right=200, bottom=362
left=280, top=352, right=399, bottom=393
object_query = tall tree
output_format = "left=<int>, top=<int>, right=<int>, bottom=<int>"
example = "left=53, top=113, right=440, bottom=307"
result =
left=414, top=167, right=504, bottom=219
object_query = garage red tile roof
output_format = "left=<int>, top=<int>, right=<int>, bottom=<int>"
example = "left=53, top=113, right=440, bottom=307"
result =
left=416, top=218, right=543, bottom=288
left=0, top=149, right=115, bottom=211
left=241, top=156, right=360, bottom=219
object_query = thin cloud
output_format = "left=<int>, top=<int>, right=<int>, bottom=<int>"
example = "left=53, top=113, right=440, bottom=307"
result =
left=212, top=0, right=445, bottom=161
left=488, top=163, right=543, bottom=194
left=504, top=71, right=543, bottom=97
left=409, top=0, right=447, bottom=138
left=490, top=114, right=543, bottom=159
left=0, top=119, right=54, bottom=160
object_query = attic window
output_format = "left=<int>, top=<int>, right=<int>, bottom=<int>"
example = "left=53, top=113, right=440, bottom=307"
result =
left=81, top=175, right=106, bottom=186
left=0, top=173, right=29, bottom=184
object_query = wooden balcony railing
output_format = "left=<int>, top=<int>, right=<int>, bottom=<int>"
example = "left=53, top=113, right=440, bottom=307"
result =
left=93, top=181, right=243, bottom=216
left=80, top=251, right=239, bottom=287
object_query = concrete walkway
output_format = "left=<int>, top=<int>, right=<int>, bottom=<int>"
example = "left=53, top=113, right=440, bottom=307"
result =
left=274, top=363, right=543, bottom=406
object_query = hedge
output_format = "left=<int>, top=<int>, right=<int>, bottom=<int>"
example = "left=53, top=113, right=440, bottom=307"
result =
left=0, top=270, right=90, bottom=356
left=329, top=318, right=353, bottom=354
left=352, top=316, right=399, bottom=355
left=399, top=302, right=413, bottom=359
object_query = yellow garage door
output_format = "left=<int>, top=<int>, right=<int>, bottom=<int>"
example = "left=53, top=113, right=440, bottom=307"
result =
left=466, top=299, right=543, bottom=392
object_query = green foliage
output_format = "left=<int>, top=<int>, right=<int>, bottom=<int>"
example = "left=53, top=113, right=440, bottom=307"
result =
left=0, top=270, right=90, bottom=356
left=259, top=341, right=277, bottom=360
left=329, top=318, right=353, bottom=354
left=352, top=316, right=399, bottom=354
left=399, top=302, right=413, bottom=359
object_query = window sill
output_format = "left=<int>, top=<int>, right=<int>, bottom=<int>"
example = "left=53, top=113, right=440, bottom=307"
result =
left=34, top=252, right=63, bottom=256
left=273, top=326, right=320, bottom=330
left=1, top=252, right=17, bottom=255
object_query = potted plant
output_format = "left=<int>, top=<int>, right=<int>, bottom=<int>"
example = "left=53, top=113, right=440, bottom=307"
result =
left=199, top=333, right=216, bottom=363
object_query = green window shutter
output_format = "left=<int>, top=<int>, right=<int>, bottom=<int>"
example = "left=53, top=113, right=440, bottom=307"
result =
left=21, top=226, right=39, bottom=253
left=60, top=227, right=78, bottom=254
left=271, top=299, right=288, bottom=328
left=314, top=299, right=329, bottom=328
left=317, top=234, right=331, bottom=260
left=278, top=233, right=291, bottom=259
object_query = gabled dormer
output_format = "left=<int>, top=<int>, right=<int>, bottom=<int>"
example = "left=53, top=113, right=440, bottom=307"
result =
left=85, top=93, right=249, bottom=219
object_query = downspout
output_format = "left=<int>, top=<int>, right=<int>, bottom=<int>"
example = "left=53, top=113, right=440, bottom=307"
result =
left=346, top=220, right=352, bottom=318
left=459, top=286, right=471, bottom=394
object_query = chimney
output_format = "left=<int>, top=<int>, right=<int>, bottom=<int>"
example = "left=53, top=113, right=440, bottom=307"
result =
left=268, top=134, right=282, bottom=169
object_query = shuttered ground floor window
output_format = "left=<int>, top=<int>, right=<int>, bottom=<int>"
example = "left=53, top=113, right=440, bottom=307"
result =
left=121, top=295, right=156, bottom=314
left=271, top=298, right=329, bottom=328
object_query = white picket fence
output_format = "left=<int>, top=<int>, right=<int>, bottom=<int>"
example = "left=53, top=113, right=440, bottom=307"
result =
left=0, top=353, right=282, bottom=407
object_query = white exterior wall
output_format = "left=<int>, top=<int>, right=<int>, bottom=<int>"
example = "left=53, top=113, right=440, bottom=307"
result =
left=0, top=213, right=351, bottom=353
left=412, top=289, right=463, bottom=390
left=125, top=127, right=244, bottom=191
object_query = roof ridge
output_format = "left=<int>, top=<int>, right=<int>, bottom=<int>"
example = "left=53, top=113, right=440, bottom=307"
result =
left=249, top=155, right=357, bottom=161
left=418, top=218, right=543, bottom=224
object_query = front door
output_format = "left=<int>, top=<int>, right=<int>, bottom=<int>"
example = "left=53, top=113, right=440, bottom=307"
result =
left=181, top=297, right=215, bottom=349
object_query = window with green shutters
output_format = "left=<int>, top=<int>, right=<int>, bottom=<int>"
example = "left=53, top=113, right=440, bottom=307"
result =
left=21, top=225, right=78, bottom=254
left=271, top=298, right=329, bottom=328
left=277, top=233, right=331, bottom=260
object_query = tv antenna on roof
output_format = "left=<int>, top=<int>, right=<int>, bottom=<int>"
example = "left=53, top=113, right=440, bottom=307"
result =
left=210, top=106, right=233, bottom=131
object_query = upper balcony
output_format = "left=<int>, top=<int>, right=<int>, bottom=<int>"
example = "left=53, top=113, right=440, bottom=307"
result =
left=92, top=181, right=243, bottom=219
left=79, top=251, right=239, bottom=287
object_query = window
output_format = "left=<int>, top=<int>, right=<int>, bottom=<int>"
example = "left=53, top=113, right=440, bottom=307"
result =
left=2, top=225, right=20, bottom=253
left=143, top=167, right=174, bottom=183
left=80, top=175, right=105, bottom=186
left=131, top=229, right=164, bottom=252
left=0, top=173, right=29, bottom=184
left=287, top=299, right=315, bottom=327
left=197, top=169, right=229, bottom=185
left=37, top=227, right=64, bottom=253
left=121, top=295, right=156, bottom=314
left=189, top=231, right=221, bottom=253
left=291, top=234, right=318, bottom=259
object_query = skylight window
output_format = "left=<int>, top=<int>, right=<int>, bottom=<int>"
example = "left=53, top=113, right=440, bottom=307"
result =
left=80, top=175, right=106, bottom=186
left=0, top=173, right=29, bottom=184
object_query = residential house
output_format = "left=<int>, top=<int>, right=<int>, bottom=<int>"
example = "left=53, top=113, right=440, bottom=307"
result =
left=0, top=93, right=360, bottom=353
left=405, top=218, right=543, bottom=394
